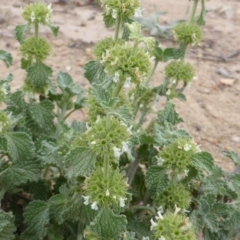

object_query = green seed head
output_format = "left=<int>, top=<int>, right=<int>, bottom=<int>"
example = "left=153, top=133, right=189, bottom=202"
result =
left=102, top=43, right=153, bottom=84
left=156, top=184, right=191, bottom=211
left=173, top=22, right=203, bottom=46
left=151, top=212, right=196, bottom=240
left=22, top=2, right=52, bottom=25
left=85, top=116, right=130, bottom=159
left=159, top=138, right=200, bottom=173
left=164, top=60, right=195, bottom=86
left=83, top=167, right=128, bottom=209
left=20, top=37, right=51, bottom=61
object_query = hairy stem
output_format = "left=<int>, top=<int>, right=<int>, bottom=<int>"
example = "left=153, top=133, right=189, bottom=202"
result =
left=137, top=106, right=149, bottom=128
left=127, top=154, right=140, bottom=185
left=145, top=59, right=159, bottom=85
left=190, top=0, right=199, bottom=23
left=35, top=22, right=39, bottom=39
left=76, top=221, right=83, bottom=240
left=114, top=17, right=122, bottom=41
left=64, top=109, right=77, bottom=120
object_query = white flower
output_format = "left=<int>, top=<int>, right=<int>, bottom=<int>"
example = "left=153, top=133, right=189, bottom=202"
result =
left=30, top=12, right=35, bottom=22
left=174, top=205, right=181, bottom=215
left=184, top=143, right=191, bottom=151
left=105, top=5, right=110, bottom=14
left=82, top=195, right=90, bottom=205
left=172, top=79, right=177, bottom=84
left=157, top=157, right=165, bottom=166
left=150, top=218, right=157, bottom=230
left=113, top=146, right=121, bottom=158
left=106, top=189, right=110, bottom=196
left=91, top=141, right=96, bottom=145
left=166, top=89, right=171, bottom=96
left=124, top=77, right=131, bottom=88
left=119, top=197, right=127, bottom=207
left=142, top=237, right=150, bottom=240
left=47, top=3, right=52, bottom=13
left=183, top=169, right=189, bottom=177
left=159, top=236, right=166, bottom=240
left=127, top=125, right=133, bottom=134
left=91, top=201, right=99, bottom=210
left=134, top=7, right=144, bottom=18
left=113, top=195, right=117, bottom=199
left=95, top=115, right=101, bottom=123
left=156, top=208, right=164, bottom=220
left=112, top=9, right=118, bottom=19
left=113, top=72, right=120, bottom=83
left=121, top=142, right=129, bottom=153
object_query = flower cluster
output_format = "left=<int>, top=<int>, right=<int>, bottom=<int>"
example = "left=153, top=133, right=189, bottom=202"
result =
left=22, top=2, right=52, bottom=25
left=102, top=43, right=153, bottom=85
left=20, top=37, right=51, bottom=61
left=0, top=111, right=10, bottom=134
left=173, top=22, right=203, bottom=46
left=164, top=60, right=195, bottom=86
left=159, top=138, right=200, bottom=173
left=101, top=0, right=141, bottom=27
left=85, top=116, right=130, bottom=159
left=83, top=167, right=128, bottom=210
left=156, top=184, right=191, bottom=211
left=150, top=209, right=196, bottom=240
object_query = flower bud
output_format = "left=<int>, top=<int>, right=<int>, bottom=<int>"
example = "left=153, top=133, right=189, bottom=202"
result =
left=0, top=111, right=10, bottom=134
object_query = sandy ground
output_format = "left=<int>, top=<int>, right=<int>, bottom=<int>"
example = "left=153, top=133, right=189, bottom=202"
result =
left=0, top=0, right=240, bottom=172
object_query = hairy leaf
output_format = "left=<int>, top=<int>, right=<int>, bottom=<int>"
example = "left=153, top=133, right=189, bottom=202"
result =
left=30, top=100, right=55, bottom=132
left=90, top=207, right=127, bottom=240
left=157, top=101, right=183, bottom=125
left=0, top=137, right=7, bottom=154
left=1, top=159, right=40, bottom=189
left=22, top=200, right=50, bottom=240
left=109, top=104, right=133, bottom=125
left=192, top=152, right=214, bottom=174
left=223, top=150, right=240, bottom=165
left=162, top=47, right=185, bottom=62
left=47, top=24, right=59, bottom=37
left=0, top=50, right=12, bottom=67
left=64, top=147, right=96, bottom=179
left=27, top=62, right=52, bottom=88
left=0, top=210, right=16, bottom=240
left=14, top=24, right=31, bottom=44
left=84, top=61, right=110, bottom=84
left=145, top=166, right=169, bottom=197
left=5, top=132, right=34, bottom=162
left=57, top=72, right=84, bottom=96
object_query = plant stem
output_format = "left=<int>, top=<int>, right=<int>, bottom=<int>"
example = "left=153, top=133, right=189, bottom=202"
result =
left=127, top=155, right=140, bottom=185
left=113, top=80, right=123, bottom=97
left=114, top=17, right=122, bottom=41
left=64, top=109, right=76, bottom=120
left=76, top=221, right=83, bottom=240
left=137, top=106, right=149, bottom=128
left=145, top=59, right=159, bottom=85
left=190, top=0, right=199, bottom=23
left=35, top=22, right=39, bottom=39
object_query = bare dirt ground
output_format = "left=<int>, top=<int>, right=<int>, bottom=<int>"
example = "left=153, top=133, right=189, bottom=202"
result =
left=0, top=0, right=240, bottom=172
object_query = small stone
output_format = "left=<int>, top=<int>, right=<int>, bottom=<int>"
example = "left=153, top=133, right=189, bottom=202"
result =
left=53, top=39, right=65, bottom=47
left=232, top=136, right=240, bottom=142
left=220, top=78, right=235, bottom=86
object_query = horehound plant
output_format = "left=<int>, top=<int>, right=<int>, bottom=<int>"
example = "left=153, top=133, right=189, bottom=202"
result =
left=0, top=0, right=240, bottom=240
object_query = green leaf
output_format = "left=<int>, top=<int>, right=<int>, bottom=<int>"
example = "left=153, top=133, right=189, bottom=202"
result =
left=223, top=150, right=240, bottom=165
left=157, top=101, right=183, bottom=125
left=5, top=132, right=34, bottom=161
left=49, top=194, right=68, bottom=224
left=230, top=174, right=240, bottom=194
left=0, top=210, right=16, bottom=240
left=127, top=218, right=150, bottom=239
left=47, top=24, right=59, bottom=37
left=38, top=141, right=61, bottom=167
left=103, top=13, right=116, bottom=28
left=0, top=137, right=7, bottom=154
left=64, top=147, right=96, bottom=179
left=192, top=152, right=214, bottom=174
left=27, top=180, right=51, bottom=201
left=90, top=207, right=127, bottom=240
left=109, top=105, right=133, bottom=125
left=57, top=72, right=84, bottom=95
left=30, top=100, right=55, bottom=132
left=162, top=47, right=185, bottom=62
left=84, top=61, right=110, bottom=84
left=154, top=45, right=163, bottom=61
left=1, top=159, right=40, bottom=189
left=21, top=58, right=32, bottom=70
left=14, top=24, right=31, bottom=44
left=0, top=50, right=12, bottom=67
left=145, top=166, right=169, bottom=196
left=22, top=200, right=50, bottom=240
left=27, top=62, right=52, bottom=88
